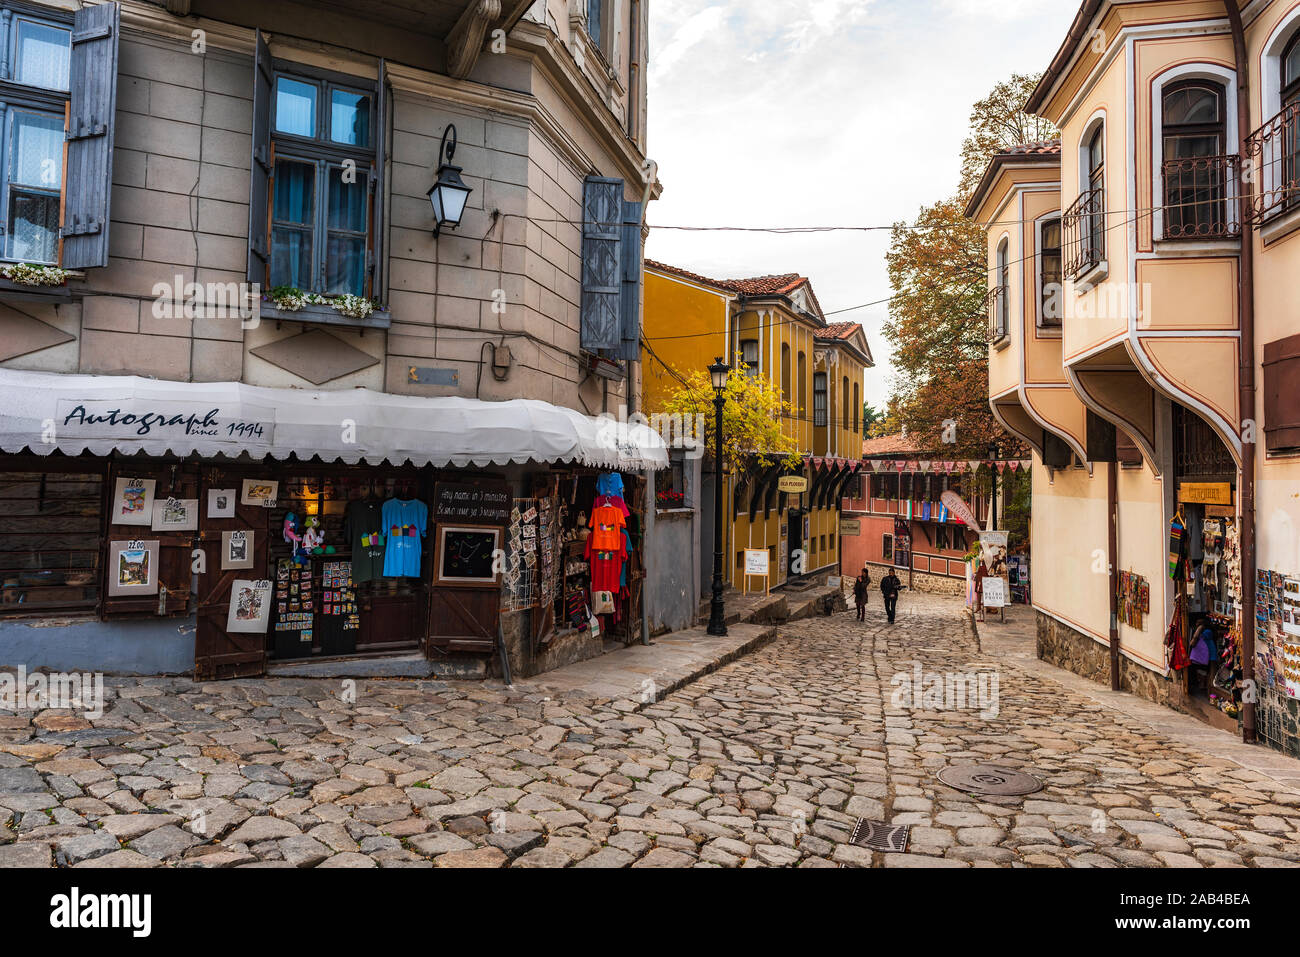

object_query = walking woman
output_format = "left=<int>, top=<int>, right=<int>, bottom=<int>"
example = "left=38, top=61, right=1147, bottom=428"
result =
left=854, top=566, right=871, bottom=622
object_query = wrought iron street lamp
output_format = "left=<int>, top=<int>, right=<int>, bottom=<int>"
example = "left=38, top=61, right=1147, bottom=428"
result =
left=428, top=124, right=473, bottom=237
left=707, top=357, right=730, bottom=637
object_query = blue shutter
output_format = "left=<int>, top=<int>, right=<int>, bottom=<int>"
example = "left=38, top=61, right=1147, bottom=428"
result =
left=61, top=2, right=120, bottom=269
left=580, top=176, right=623, bottom=354
left=247, top=29, right=273, bottom=285
left=617, top=199, right=643, bottom=362
left=370, top=58, right=387, bottom=302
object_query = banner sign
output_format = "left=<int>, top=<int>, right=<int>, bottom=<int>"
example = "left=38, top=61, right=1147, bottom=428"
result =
left=57, top=398, right=275, bottom=447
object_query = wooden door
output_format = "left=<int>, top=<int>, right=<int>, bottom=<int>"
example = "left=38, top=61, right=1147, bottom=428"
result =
left=193, top=468, right=269, bottom=680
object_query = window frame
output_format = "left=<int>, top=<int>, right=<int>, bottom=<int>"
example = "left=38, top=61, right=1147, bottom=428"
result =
left=740, top=338, right=759, bottom=378
left=1085, top=124, right=1105, bottom=264
left=813, top=372, right=827, bottom=427
left=268, top=64, right=378, bottom=300
left=1036, top=214, right=1063, bottom=332
left=0, top=4, right=73, bottom=267
left=994, top=237, right=1010, bottom=341
left=1159, top=78, right=1229, bottom=240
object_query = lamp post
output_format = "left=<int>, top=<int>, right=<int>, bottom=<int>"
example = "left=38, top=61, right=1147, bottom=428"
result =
left=707, top=357, right=730, bottom=637
left=427, top=124, right=473, bottom=237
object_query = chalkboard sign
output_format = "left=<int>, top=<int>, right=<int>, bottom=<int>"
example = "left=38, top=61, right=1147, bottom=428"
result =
left=435, top=525, right=501, bottom=587
left=433, top=482, right=510, bottom=525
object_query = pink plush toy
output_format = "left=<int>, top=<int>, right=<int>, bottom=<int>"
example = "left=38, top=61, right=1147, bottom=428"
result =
left=283, top=513, right=305, bottom=562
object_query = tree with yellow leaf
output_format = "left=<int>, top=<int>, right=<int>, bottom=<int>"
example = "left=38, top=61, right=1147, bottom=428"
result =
left=658, top=359, right=802, bottom=475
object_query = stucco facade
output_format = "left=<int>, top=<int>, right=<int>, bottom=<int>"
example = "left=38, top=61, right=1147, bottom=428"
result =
left=970, top=0, right=1300, bottom=749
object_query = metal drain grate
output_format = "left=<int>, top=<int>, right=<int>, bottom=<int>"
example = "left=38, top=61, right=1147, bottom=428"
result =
left=937, top=764, right=1043, bottom=796
left=849, top=819, right=910, bottom=853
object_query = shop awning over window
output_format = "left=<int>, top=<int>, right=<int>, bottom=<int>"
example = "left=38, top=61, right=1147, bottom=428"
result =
left=0, top=369, right=669, bottom=471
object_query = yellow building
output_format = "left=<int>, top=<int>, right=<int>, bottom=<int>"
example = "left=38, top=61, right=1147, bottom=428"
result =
left=967, top=0, right=1300, bottom=754
left=642, top=261, right=874, bottom=591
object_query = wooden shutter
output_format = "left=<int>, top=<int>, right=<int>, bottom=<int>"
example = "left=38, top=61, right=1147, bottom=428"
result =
left=247, top=29, right=274, bottom=286
left=580, top=176, right=624, bottom=353
left=370, top=58, right=388, bottom=302
left=617, top=198, right=643, bottom=361
left=1264, top=333, right=1300, bottom=452
left=61, top=2, right=120, bottom=269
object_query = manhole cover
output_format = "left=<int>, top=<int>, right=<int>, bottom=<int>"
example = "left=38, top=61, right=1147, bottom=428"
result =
left=848, top=819, right=910, bottom=853
left=937, top=764, right=1042, bottom=796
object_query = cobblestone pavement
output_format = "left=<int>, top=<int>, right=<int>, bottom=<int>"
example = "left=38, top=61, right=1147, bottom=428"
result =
left=3, top=592, right=1300, bottom=868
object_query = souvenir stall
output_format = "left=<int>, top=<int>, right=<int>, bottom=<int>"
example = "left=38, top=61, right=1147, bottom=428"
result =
left=502, top=469, right=647, bottom=651
left=1164, top=500, right=1242, bottom=723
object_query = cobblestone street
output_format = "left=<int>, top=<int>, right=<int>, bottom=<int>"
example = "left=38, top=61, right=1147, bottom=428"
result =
left=3, top=592, right=1299, bottom=868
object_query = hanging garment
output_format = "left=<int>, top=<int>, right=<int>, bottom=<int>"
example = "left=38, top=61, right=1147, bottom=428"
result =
left=594, top=493, right=631, bottom=519
left=343, top=499, right=386, bottom=584
left=620, top=528, right=632, bottom=588
left=588, top=502, right=626, bottom=551
left=596, top=473, right=625, bottom=500
left=381, top=498, right=428, bottom=578
left=586, top=534, right=627, bottom=594
left=1165, top=593, right=1191, bottom=671
left=1168, top=513, right=1186, bottom=580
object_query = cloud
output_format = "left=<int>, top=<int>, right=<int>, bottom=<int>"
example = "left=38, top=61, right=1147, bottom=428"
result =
left=646, top=0, right=1078, bottom=408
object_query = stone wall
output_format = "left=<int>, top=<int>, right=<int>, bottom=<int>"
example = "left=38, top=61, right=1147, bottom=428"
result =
left=858, top=561, right=966, bottom=598
left=1035, top=610, right=1189, bottom=711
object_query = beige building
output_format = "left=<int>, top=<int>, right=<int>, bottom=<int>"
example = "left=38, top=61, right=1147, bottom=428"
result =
left=0, top=0, right=666, bottom=680
left=968, top=0, right=1300, bottom=754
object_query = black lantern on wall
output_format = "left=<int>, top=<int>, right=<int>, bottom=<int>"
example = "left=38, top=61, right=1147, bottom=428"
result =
left=428, top=124, right=473, bottom=237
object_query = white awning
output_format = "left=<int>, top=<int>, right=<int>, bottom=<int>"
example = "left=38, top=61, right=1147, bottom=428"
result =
left=0, top=369, right=668, bottom=471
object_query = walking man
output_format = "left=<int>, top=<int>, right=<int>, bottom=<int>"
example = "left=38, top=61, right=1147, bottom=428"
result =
left=881, top=569, right=904, bottom=624
left=853, top=566, right=871, bottom=622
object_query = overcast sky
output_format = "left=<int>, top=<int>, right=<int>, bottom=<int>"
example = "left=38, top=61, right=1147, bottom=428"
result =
left=644, top=0, right=1079, bottom=409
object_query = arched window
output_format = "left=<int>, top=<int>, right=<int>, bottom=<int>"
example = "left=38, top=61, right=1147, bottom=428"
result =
left=1161, top=80, right=1227, bottom=237
left=781, top=343, right=791, bottom=408
left=1086, top=125, right=1105, bottom=262
left=797, top=351, right=807, bottom=421
left=994, top=238, right=1010, bottom=340
left=853, top=382, right=860, bottom=435
left=1285, top=32, right=1300, bottom=107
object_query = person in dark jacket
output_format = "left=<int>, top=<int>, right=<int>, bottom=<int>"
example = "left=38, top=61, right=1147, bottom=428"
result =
left=881, top=570, right=904, bottom=624
left=853, top=567, right=871, bottom=621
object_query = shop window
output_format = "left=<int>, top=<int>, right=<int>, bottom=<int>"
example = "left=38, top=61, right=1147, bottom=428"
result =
left=0, top=469, right=104, bottom=616
left=0, top=4, right=117, bottom=269
left=1264, top=333, right=1300, bottom=452
left=813, top=373, right=827, bottom=426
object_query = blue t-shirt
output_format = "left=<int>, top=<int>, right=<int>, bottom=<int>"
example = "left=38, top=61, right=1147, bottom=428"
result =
left=381, top=499, right=427, bottom=578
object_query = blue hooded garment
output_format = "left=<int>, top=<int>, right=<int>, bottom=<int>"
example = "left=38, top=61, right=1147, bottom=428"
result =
left=596, top=472, right=625, bottom=500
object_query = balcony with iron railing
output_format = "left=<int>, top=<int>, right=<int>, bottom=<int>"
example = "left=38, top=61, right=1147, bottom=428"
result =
left=1062, top=186, right=1105, bottom=281
left=1246, top=103, right=1300, bottom=225
left=1159, top=154, right=1241, bottom=240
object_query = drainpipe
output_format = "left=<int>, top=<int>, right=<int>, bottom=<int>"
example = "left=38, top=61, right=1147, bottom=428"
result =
left=1108, top=462, right=1121, bottom=691
left=1224, top=0, right=1257, bottom=744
